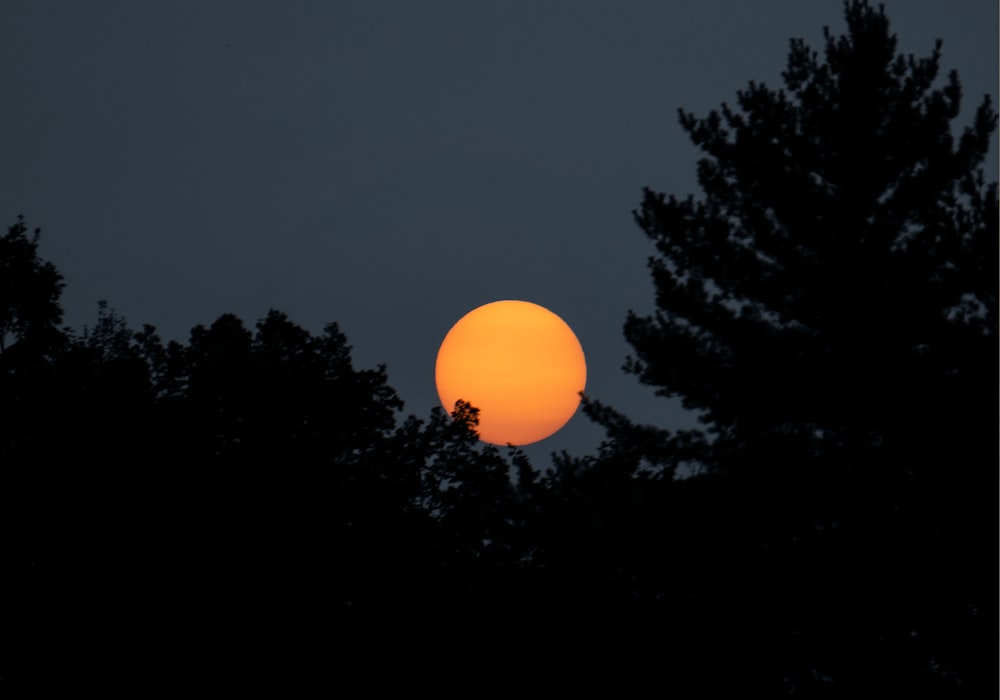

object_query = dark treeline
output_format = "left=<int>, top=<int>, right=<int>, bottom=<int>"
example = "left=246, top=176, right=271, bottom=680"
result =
left=4, top=2, right=996, bottom=694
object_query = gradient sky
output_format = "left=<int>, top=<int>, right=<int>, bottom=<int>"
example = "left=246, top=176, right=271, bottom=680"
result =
left=3, top=1, right=996, bottom=462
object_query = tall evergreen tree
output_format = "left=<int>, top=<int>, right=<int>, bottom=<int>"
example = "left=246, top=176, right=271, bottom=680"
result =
left=584, top=1, right=996, bottom=694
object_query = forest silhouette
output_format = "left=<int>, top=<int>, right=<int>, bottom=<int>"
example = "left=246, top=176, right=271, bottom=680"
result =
left=3, top=2, right=996, bottom=694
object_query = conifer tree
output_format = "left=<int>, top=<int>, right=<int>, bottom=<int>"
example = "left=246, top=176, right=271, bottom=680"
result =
left=585, top=1, right=996, bottom=693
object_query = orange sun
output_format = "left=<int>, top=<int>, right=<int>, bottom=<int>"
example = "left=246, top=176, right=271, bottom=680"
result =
left=435, top=300, right=587, bottom=446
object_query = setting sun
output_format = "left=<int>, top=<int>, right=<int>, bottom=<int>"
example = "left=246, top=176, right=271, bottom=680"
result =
left=435, top=300, right=587, bottom=446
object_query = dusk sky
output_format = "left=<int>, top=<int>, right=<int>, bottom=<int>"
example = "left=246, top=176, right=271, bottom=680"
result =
left=3, top=1, right=996, bottom=461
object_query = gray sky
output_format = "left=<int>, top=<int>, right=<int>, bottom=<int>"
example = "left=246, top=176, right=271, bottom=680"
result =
left=2, top=1, right=996, bottom=462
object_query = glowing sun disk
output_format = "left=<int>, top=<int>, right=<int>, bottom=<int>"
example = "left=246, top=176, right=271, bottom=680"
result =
left=435, top=300, right=587, bottom=445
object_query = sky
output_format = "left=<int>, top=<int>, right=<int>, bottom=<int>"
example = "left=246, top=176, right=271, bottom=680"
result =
left=2, top=1, right=997, bottom=463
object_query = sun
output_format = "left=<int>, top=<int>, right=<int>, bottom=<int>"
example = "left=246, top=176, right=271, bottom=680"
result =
left=435, top=300, right=587, bottom=446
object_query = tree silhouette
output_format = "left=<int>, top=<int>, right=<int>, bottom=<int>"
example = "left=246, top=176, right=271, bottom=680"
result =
left=5, top=2, right=996, bottom=693
left=582, top=1, right=996, bottom=694
left=0, top=216, right=65, bottom=355
left=0, top=242, right=533, bottom=685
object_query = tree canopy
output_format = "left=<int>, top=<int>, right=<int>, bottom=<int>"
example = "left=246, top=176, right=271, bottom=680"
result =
left=582, top=0, right=997, bottom=693
left=3, top=2, right=996, bottom=695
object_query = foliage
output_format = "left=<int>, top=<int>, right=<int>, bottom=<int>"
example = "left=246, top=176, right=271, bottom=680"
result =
left=2, top=277, right=530, bottom=684
left=3, top=2, right=995, bottom=694
left=580, top=0, right=997, bottom=694
left=0, top=216, right=64, bottom=355
left=621, top=1, right=996, bottom=448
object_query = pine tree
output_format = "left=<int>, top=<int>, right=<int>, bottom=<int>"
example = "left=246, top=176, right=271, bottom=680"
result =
left=586, top=1, right=997, bottom=693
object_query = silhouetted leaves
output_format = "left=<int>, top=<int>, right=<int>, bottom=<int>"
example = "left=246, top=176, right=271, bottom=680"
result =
left=3, top=2, right=995, bottom=694
left=581, top=1, right=997, bottom=694
left=0, top=216, right=64, bottom=356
